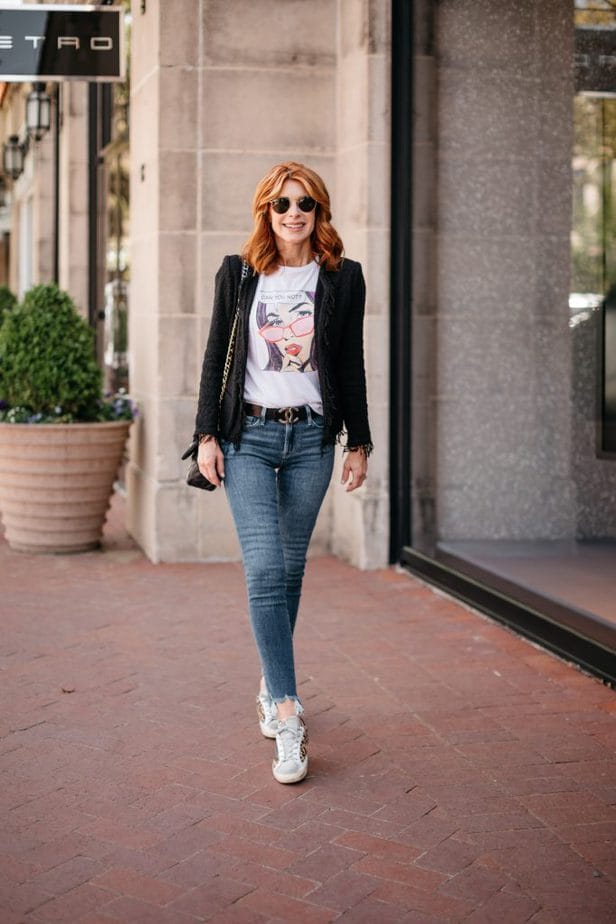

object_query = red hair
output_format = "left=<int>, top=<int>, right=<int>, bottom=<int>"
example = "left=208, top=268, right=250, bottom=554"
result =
left=241, top=162, right=344, bottom=274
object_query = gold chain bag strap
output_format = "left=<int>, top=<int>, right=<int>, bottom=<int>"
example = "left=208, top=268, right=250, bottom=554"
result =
left=182, top=259, right=250, bottom=490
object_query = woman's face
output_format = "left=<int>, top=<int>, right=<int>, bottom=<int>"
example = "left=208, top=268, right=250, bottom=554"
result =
left=269, top=178, right=316, bottom=252
left=259, top=298, right=315, bottom=371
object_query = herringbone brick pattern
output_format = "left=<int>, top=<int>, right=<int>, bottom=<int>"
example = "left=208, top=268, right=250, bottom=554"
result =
left=1, top=495, right=615, bottom=923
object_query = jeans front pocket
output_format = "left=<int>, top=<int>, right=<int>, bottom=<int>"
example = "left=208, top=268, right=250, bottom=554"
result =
left=243, top=414, right=262, bottom=429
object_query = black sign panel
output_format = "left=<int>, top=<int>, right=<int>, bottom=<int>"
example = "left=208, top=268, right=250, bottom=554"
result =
left=0, top=4, right=122, bottom=81
left=575, top=26, right=616, bottom=95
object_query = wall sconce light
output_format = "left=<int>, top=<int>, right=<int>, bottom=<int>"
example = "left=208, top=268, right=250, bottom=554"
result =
left=1, top=83, right=52, bottom=183
left=26, top=83, right=52, bottom=142
left=2, top=135, right=26, bottom=181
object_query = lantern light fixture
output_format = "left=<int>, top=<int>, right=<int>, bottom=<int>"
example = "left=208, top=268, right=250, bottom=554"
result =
left=2, top=135, right=25, bottom=181
left=1, top=82, right=52, bottom=183
left=26, top=83, right=52, bottom=142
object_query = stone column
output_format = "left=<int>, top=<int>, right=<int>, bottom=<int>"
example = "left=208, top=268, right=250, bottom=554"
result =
left=32, top=128, right=55, bottom=286
left=128, top=0, right=338, bottom=561
left=58, top=83, right=89, bottom=312
left=330, top=0, right=391, bottom=568
left=127, top=0, right=195, bottom=561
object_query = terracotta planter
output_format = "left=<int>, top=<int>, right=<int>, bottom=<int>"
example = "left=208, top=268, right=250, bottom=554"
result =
left=0, top=420, right=131, bottom=553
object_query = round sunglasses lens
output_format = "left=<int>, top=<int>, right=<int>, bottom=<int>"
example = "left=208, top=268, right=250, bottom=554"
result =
left=271, top=198, right=290, bottom=214
left=270, top=197, right=316, bottom=214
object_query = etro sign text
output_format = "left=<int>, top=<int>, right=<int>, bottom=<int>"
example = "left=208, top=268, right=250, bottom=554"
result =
left=0, top=4, right=123, bottom=82
left=0, top=35, right=114, bottom=51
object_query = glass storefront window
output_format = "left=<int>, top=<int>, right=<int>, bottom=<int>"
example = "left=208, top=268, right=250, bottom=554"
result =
left=397, top=0, right=616, bottom=677
left=103, top=142, right=129, bottom=394
left=100, top=1, right=130, bottom=396
left=571, top=96, right=616, bottom=298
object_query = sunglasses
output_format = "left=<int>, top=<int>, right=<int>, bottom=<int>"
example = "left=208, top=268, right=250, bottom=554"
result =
left=260, top=315, right=314, bottom=342
left=270, top=196, right=317, bottom=214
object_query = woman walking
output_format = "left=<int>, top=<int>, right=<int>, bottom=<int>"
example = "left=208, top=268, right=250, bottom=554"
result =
left=193, top=162, right=371, bottom=783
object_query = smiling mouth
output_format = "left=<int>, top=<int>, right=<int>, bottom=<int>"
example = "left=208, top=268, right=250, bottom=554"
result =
left=285, top=343, right=302, bottom=356
left=283, top=223, right=305, bottom=230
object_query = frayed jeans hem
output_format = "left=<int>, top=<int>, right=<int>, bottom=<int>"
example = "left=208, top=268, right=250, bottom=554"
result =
left=270, top=695, right=303, bottom=713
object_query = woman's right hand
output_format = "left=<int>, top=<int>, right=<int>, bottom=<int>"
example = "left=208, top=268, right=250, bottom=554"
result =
left=197, top=436, right=225, bottom=487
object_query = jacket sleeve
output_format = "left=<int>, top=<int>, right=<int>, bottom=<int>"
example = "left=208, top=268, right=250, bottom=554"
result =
left=339, top=262, right=373, bottom=453
left=193, top=256, right=234, bottom=441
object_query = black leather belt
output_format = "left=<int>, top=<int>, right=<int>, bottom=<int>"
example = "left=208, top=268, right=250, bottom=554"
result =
left=244, top=402, right=309, bottom=424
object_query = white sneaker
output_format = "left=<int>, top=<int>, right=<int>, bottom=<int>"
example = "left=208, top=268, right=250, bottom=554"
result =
left=272, top=715, right=309, bottom=784
left=256, top=689, right=278, bottom=739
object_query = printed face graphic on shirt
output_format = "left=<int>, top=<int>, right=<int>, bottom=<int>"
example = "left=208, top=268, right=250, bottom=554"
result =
left=256, top=290, right=317, bottom=372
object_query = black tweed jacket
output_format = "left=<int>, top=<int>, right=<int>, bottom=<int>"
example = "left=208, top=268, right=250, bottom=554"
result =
left=193, top=255, right=372, bottom=453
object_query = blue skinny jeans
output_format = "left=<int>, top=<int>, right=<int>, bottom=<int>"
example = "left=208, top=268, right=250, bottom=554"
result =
left=221, top=407, right=335, bottom=704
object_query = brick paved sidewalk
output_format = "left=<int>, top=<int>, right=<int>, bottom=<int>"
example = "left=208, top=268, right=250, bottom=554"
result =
left=1, top=495, right=616, bottom=924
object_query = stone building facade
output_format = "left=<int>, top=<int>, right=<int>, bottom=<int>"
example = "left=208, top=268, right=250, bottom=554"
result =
left=1, top=1, right=614, bottom=667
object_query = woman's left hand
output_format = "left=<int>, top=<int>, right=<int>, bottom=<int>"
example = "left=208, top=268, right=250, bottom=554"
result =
left=341, top=450, right=368, bottom=492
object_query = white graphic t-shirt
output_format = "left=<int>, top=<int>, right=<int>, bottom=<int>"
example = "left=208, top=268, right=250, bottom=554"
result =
left=243, top=260, right=323, bottom=414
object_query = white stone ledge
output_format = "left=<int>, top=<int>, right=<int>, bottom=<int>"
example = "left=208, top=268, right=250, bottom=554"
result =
left=159, top=64, right=199, bottom=71
left=199, top=148, right=338, bottom=156
left=201, top=65, right=336, bottom=76
left=159, top=147, right=338, bottom=157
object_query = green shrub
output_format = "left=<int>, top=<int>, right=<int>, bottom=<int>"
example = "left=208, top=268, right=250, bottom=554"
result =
left=0, top=284, right=17, bottom=329
left=0, top=283, right=102, bottom=421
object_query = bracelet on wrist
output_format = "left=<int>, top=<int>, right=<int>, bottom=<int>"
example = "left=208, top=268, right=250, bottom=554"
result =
left=344, top=443, right=373, bottom=458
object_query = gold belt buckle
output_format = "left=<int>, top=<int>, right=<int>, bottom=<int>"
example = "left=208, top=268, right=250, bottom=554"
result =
left=278, top=406, right=300, bottom=424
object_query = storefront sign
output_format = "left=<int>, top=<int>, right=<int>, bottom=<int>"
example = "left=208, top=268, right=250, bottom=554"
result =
left=575, top=27, right=616, bottom=94
left=0, top=4, right=122, bottom=81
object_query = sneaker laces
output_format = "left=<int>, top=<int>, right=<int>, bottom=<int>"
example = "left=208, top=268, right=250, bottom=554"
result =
left=276, top=716, right=304, bottom=763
